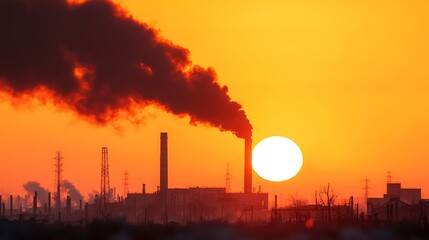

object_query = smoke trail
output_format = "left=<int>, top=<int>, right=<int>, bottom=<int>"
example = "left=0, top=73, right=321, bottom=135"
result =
left=62, top=179, right=84, bottom=204
left=23, top=181, right=49, bottom=204
left=0, top=0, right=252, bottom=138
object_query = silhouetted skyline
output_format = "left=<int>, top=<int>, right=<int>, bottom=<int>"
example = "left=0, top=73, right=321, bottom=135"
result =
left=1, top=0, right=429, bottom=210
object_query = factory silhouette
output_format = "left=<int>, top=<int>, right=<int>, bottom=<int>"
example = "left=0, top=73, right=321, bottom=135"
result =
left=1, top=132, right=429, bottom=228
left=0, top=132, right=269, bottom=224
left=89, top=132, right=268, bottom=224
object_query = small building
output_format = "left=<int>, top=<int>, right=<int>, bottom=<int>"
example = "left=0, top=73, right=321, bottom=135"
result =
left=367, top=182, right=426, bottom=223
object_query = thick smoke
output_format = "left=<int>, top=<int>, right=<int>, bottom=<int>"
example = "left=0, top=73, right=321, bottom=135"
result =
left=0, top=0, right=252, bottom=138
left=63, top=179, right=84, bottom=204
left=23, top=181, right=49, bottom=204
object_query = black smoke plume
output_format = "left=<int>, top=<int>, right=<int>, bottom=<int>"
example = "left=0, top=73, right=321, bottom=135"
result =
left=0, top=0, right=252, bottom=138
left=23, top=181, right=49, bottom=204
left=63, top=179, right=84, bottom=204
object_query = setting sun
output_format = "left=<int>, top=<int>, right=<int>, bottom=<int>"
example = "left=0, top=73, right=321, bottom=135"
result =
left=252, top=136, right=303, bottom=182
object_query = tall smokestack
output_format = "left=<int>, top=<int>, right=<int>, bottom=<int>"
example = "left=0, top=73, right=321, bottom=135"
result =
left=160, top=132, right=168, bottom=199
left=244, top=138, right=252, bottom=193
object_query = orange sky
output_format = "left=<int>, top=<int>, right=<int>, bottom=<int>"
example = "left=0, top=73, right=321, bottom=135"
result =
left=1, top=0, right=429, bottom=207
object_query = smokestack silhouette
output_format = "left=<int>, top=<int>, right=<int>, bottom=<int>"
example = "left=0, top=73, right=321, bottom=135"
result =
left=33, top=191, right=37, bottom=216
left=9, top=195, right=12, bottom=216
left=66, top=196, right=71, bottom=217
left=0, top=0, right=252, bottom=139
left=48, top=192, right=51, bottom=214
left=244, top=138, right=252, bottom=194
left=23, top=181, right=49, bottom=205
left=63, top=179, right=83, bottom=205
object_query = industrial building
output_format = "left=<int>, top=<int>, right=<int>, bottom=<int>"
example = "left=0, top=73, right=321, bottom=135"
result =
left=124, top=188, right=268, bottom=224
left=368, top=182, right=421, bottom=207
left=367, top=182, right=428, bottom=223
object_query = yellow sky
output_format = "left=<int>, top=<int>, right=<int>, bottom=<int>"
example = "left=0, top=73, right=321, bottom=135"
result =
left=1, top=0, right=429, bottom=206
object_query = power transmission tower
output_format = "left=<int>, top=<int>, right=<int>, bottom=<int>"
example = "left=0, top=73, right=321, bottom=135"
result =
left=54, top=151, right=63, bottom=213
left=100, top=147, right=110, bottom=206
left=123, top=170, right=129, bottom=199
left=225, top=163, right=231, bottom=193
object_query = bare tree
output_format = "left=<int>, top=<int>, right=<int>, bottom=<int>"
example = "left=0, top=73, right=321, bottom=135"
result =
left=289, top=194, right=309, bottom=223
left=318, top=183, right=337, bottom=221
left=289, top=194, right=308, bottom=208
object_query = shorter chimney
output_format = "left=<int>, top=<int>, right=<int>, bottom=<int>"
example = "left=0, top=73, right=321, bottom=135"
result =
left=274, top=195, right=278, bottom=209
left=66, top=196, right=71, bottom=217
left=33, top=191, right=37, bottom=216
left=48, top=192, right=51, bottom=214
left=9, top=195, right=13, bottom=216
